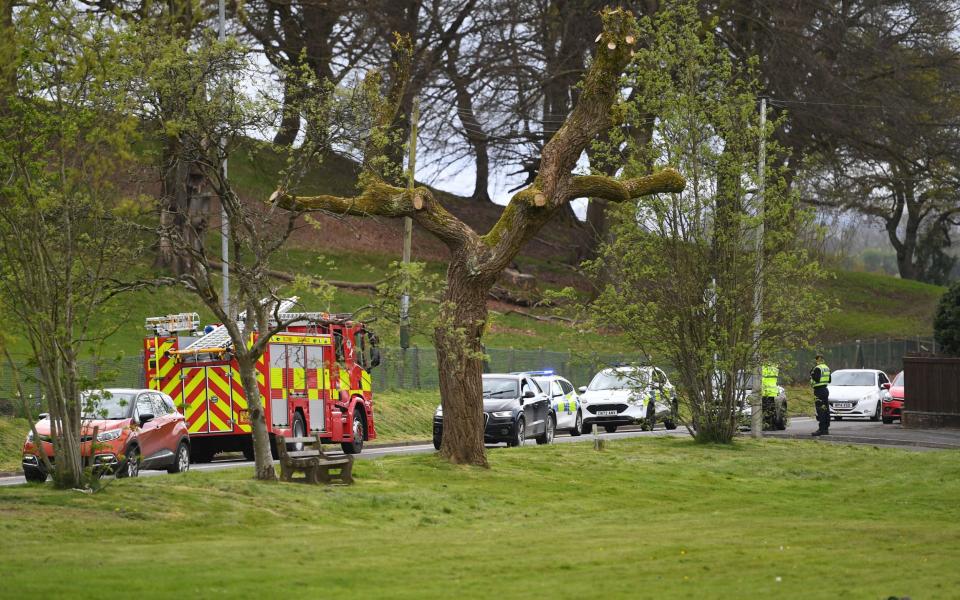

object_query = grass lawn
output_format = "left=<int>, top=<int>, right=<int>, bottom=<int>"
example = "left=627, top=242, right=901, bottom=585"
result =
left=0, top=416, right=29, bottom=473
left=1, top=437, right=958, bottom=598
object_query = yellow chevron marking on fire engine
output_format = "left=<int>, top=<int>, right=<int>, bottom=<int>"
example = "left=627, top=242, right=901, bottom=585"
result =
left=207, top=409, right=229, bottom=432
left=270, top=334, right=331, bottom=345
left=360, top=371, right=371, bottom=391
left=157, top=340, right=175, bottom=378
left=188, top=409, right=207, bottom=433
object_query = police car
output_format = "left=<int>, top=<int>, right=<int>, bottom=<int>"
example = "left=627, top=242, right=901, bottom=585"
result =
left=578, top=365, right=678, bottom=433
left=522, top=371, right=584, bottom=436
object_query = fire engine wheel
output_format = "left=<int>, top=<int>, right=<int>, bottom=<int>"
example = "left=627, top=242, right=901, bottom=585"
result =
left=341, top=410, right=365, bottom=454
left=167, top=442, right=190, bottom=474
left=290, top=413, right=306, bottom=451
left=119, top=446, right=140, bottom=478
left=569, top=411, right=583, bottom=436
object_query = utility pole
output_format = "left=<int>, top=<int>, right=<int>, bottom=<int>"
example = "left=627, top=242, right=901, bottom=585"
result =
left=218, top=0, right=230, bottom=318
left=399, top=97, right=419, bottom=349
left=751, top=97, right=767, bottom=439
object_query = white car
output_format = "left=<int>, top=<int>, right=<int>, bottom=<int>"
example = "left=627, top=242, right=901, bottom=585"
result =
left=525, top=371, right=584, bottom=436
left=828, top=369, right=892, bottom=421
left=578, top=366, right=678, bottom=433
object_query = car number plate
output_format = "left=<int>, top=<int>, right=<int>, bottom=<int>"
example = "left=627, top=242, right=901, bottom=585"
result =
left=834, top=402, right=853, bottom=409
left=597, top=410, right=618, bottom=416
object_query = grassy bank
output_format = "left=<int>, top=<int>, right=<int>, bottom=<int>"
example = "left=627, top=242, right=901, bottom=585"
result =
left=0, top=416, right=28, bottom=473
left=1, top=437, right=958, bottom=598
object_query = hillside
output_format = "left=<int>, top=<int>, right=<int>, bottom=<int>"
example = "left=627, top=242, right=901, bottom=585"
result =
left=0, top=145, right=946, bottom=360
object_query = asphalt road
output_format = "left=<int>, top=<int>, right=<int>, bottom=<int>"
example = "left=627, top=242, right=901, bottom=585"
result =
left=5, top=416, right=955, bottom=488
left=0, top=426, right=684, bottom=488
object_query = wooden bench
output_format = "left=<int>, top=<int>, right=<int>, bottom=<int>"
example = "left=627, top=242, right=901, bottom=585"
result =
left=276, top=434, right=354, bottom=484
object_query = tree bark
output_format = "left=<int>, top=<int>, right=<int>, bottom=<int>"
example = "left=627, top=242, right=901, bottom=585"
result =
left=435, top=256, right=494, bottom=466
left=273, top=77, right=301, bottom=146
left=238, top=354, right=276, bottom=481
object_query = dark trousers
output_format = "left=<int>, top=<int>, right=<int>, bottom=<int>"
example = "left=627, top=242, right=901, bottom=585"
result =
left=814, top=387, right=830, bottom=432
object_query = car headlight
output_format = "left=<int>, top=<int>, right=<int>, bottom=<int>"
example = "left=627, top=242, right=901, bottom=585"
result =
left=97, top=429, right=122, bottom=442
left=491, top=411, right=513, bottom=418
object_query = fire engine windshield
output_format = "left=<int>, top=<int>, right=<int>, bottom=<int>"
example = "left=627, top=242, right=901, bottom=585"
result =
left=483, top=378, right=519, bottom=399
left=81, top=391, right=136, bottom=419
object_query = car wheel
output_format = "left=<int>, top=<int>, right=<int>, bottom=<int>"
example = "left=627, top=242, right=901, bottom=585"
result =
left=23, top=467, right=46, bottom=483
left=664, top=419, right=677, bottom=430
left=167, top=442, right=190, bottom=474
left=870, top=401, right=881, bottom=421
left=508, top=417, right=525, bottom=447
left=882, top=416, right=893, bottom=424
left=341, top=408, right=365, bottom=454
left=833, top=416, right=842, bottom=421
left=433, top=431, right=442, bottom=451
left=603, top=424, right=618, bottom=434
left=119, top=446, right=140, bottom=478
left=290, top=412, right=306, bottom=451
left=570, top=411, right=583, bottom=436
left=537, top=414, right=555, bottom=445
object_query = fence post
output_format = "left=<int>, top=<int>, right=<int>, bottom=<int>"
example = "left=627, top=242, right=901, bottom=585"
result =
left=412, top=347, right=421, bottom=389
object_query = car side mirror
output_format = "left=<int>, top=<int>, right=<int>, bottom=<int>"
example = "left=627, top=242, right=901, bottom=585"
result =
left=578, top=386, right=586, bottom=394
left=139, top=413, right=154, bottom=426
left=38, top=412, right=49, bottom=421
left=524, top=389, right=536, bottom=399
left=881, top=382, right=891, bottom=390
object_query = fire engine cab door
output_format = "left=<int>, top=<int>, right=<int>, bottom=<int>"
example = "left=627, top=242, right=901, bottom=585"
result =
left=204, top=365, right=235, bottom=433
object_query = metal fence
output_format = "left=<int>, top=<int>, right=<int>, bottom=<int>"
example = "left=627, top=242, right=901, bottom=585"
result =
left=0, top=337, right=938, bottom=417
left=781, top=336, right=937, bottom=383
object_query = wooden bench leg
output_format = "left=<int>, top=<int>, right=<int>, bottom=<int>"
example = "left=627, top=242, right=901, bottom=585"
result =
left=340, top=459, right=354, bottom=484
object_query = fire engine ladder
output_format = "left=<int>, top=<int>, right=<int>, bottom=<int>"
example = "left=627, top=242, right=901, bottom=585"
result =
left=180, top=297, right=302, bottom=353
left=144, top=313, right=201, bottom=336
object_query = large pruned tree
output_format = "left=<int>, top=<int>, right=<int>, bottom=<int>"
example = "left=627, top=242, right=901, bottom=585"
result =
left=272, top=8, right=685, bottom=466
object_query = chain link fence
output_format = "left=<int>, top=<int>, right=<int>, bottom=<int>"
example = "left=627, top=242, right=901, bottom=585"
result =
left=0, top=337, right=937, bottom=417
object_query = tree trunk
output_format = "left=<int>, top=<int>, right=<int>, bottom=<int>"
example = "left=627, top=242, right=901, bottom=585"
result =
left=434, top=260, right=492, bottom=467
left=238, top=355, right=276, bottom=481
left=273, top=78, right=300, bottom=146
left=155, top=144, right=209, bottom=275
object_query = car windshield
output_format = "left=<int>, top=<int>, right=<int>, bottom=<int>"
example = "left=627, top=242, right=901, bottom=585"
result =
left=81, top=391, right=136, bottom=419
left=831, top=371, right=876, bottom=386
left=483, top=378, right=518, bottom=399
left=893, top=372, right=904, bottom=387
left=587, top=370, right=648, bottom=391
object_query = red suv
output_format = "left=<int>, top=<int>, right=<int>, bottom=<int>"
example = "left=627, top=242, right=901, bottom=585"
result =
left=21, top=388, right=191, bottom=482
left=882, top=371, right=904, bottom=424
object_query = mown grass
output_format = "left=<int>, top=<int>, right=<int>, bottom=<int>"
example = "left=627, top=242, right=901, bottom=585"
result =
left=0, top=437, right=958, bottom=598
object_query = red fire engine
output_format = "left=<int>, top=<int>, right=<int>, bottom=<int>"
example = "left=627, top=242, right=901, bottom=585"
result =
left=143, top=298, right=381, bottom=462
